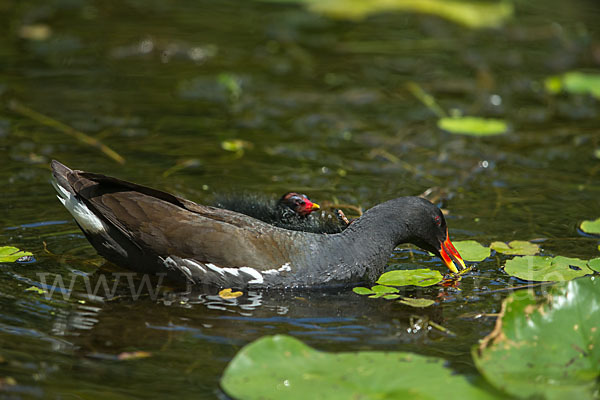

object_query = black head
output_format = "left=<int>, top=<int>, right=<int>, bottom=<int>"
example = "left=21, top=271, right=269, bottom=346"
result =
left=383, top=197, right=466, bottom=273
left=277, top=192, right=320, bottom=217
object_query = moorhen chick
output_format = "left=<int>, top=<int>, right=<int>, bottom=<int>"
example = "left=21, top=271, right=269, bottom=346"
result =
left=50, top=161, right=466, bottom=289
left=214, top=192, right=346, bottom=234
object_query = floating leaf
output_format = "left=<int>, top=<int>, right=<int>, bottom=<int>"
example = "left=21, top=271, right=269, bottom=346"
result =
left=544, top=71, right=600, bottom=99
left=490, top=240, right=539, bottom=256
left=25, top=286, right=47, bottom=295
left=504, top=255, right=593, bottom=282
left=580, top=217, right=600, bottom=235
left=474, top=277, right=600, bottom=399
left=222, top=335, right=496, bottom=400
left=0, top=246, right=34, bottom=263
left=588, top=258, right=600, bottom=273
left=368, top=285, right=399, bottom=298
left=398, top=297, right=435, bottom=308
left=438, top=116, right=508, bottom=136
left=283, top=0, right=513, bottom=29
left=383, top=294, right=401, bottom=300
left=377, top=268, right=443, bottom=287
left=117, top=351, right=152, bottom=361
left=353, top=285, right=399, bottom=298
left=453, top=240, right=490, bottom=261
left=352, top=286, right=374, bottom=295
left=219, top=288, right=243, bottom=299
left=221, top=139, right=253, bottom=154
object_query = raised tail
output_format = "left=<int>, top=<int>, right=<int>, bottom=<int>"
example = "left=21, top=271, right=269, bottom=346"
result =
left=50, top=160, right=106, bottom=234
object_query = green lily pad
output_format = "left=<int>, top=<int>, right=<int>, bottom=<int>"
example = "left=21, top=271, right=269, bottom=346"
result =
left=473, top=277, right=600, bottom=399
left=504, top=255, right=593, bottom=282
left=377, top=268, right=443, bottom=287
left=545, top=71, right=600, bottom=99
left=369, top=285, right=399, bottom=298
left=437, top=116, right=508, bottom=136
left=353, top=285, right=400, bottom=298
left=453, top=240, right=490, bottom=262
left=588, top=258, right=600, bottom=273
left=222, top=334, right=496, bottom=400
left=281, top=0, right=512, bottom=29
left=490, top=240, right=539, bottom=256
left=398, top=297, right=435, bottom=308
left=0, top=246, right=34, bottom=262
left=580, top=217, right=600, bottom=235
left=352, top=286, right=374, bottom=295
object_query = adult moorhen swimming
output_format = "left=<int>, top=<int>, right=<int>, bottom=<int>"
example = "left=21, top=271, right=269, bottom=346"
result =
left=50, top=160, right=466, bottom=289
left=214, top=192, right=346, bottom=234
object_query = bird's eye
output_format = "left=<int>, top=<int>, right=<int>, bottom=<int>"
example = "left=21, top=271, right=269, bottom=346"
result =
left=298, top=200, right=306, bottom=207
left=434, top=215, right=442, bottom=226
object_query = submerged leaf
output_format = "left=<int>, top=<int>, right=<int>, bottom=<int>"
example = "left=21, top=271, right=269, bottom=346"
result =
left=453, top=240, right=490, bottom=261
left=377, top=268, right=443, bottom=287
left=0, top=246, right=34, bottom=263
left=222, top=335, right=496, bottom=400
left=218, top=73, right=243, bottom=101
left=490, top=240, right=539, bottom=256
left=504, top=255, right=593, bottom=282
left=398, top=297, right=435, bottom=308
left=474, top=277, right=600, bottom=399
left=580, top=217, right=600, bottom=235
left=438, top=116, right=508, bottom=136
left=162, top=159, right=202, bottom=178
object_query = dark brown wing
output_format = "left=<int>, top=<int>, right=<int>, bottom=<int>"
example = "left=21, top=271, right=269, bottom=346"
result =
left=55, top=163, right=301, bottom=271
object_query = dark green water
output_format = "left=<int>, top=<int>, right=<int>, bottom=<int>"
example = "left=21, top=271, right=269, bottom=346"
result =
left=1, top=0, right=599, bottom=398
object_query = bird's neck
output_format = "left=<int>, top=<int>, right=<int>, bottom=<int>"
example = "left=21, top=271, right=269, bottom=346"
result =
left=314, top=205, right=410, bottom=282
left=341, top=201, right=410, bottom=248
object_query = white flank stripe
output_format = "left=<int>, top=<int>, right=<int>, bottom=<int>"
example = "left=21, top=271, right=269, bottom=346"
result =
left=207, top=263, right=225, bottom=276
left=239, top=267, right=264, bottom=284
left=180, top=266, right=192, bottom=278
left=278, top=263, right=291, bottom=272
left=262, top=269, right=279, bottom=275
left=222, top=268, right=240, bottom=276
left=185, top=259, right=207, bottom=274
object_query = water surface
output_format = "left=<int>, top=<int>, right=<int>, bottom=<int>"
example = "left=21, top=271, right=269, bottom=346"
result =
left=1, top=0, right=599, bottom=397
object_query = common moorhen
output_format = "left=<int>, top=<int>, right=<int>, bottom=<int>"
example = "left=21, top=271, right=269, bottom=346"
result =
left=50, top=161, right=466, bottom=289
left=214, top=192, right=345, bottom=233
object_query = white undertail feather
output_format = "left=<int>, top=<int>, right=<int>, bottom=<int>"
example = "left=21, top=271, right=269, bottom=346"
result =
left=52, top=179, right=106, bottom=234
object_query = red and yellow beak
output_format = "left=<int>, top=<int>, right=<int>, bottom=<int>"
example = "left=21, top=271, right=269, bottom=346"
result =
left=439, top=233, right=466, bottom=274
left=299, top=200, right=320, bottom=216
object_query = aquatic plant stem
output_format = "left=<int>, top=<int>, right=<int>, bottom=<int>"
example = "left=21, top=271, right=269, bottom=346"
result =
left=9, top=100, right=125, bottom=164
